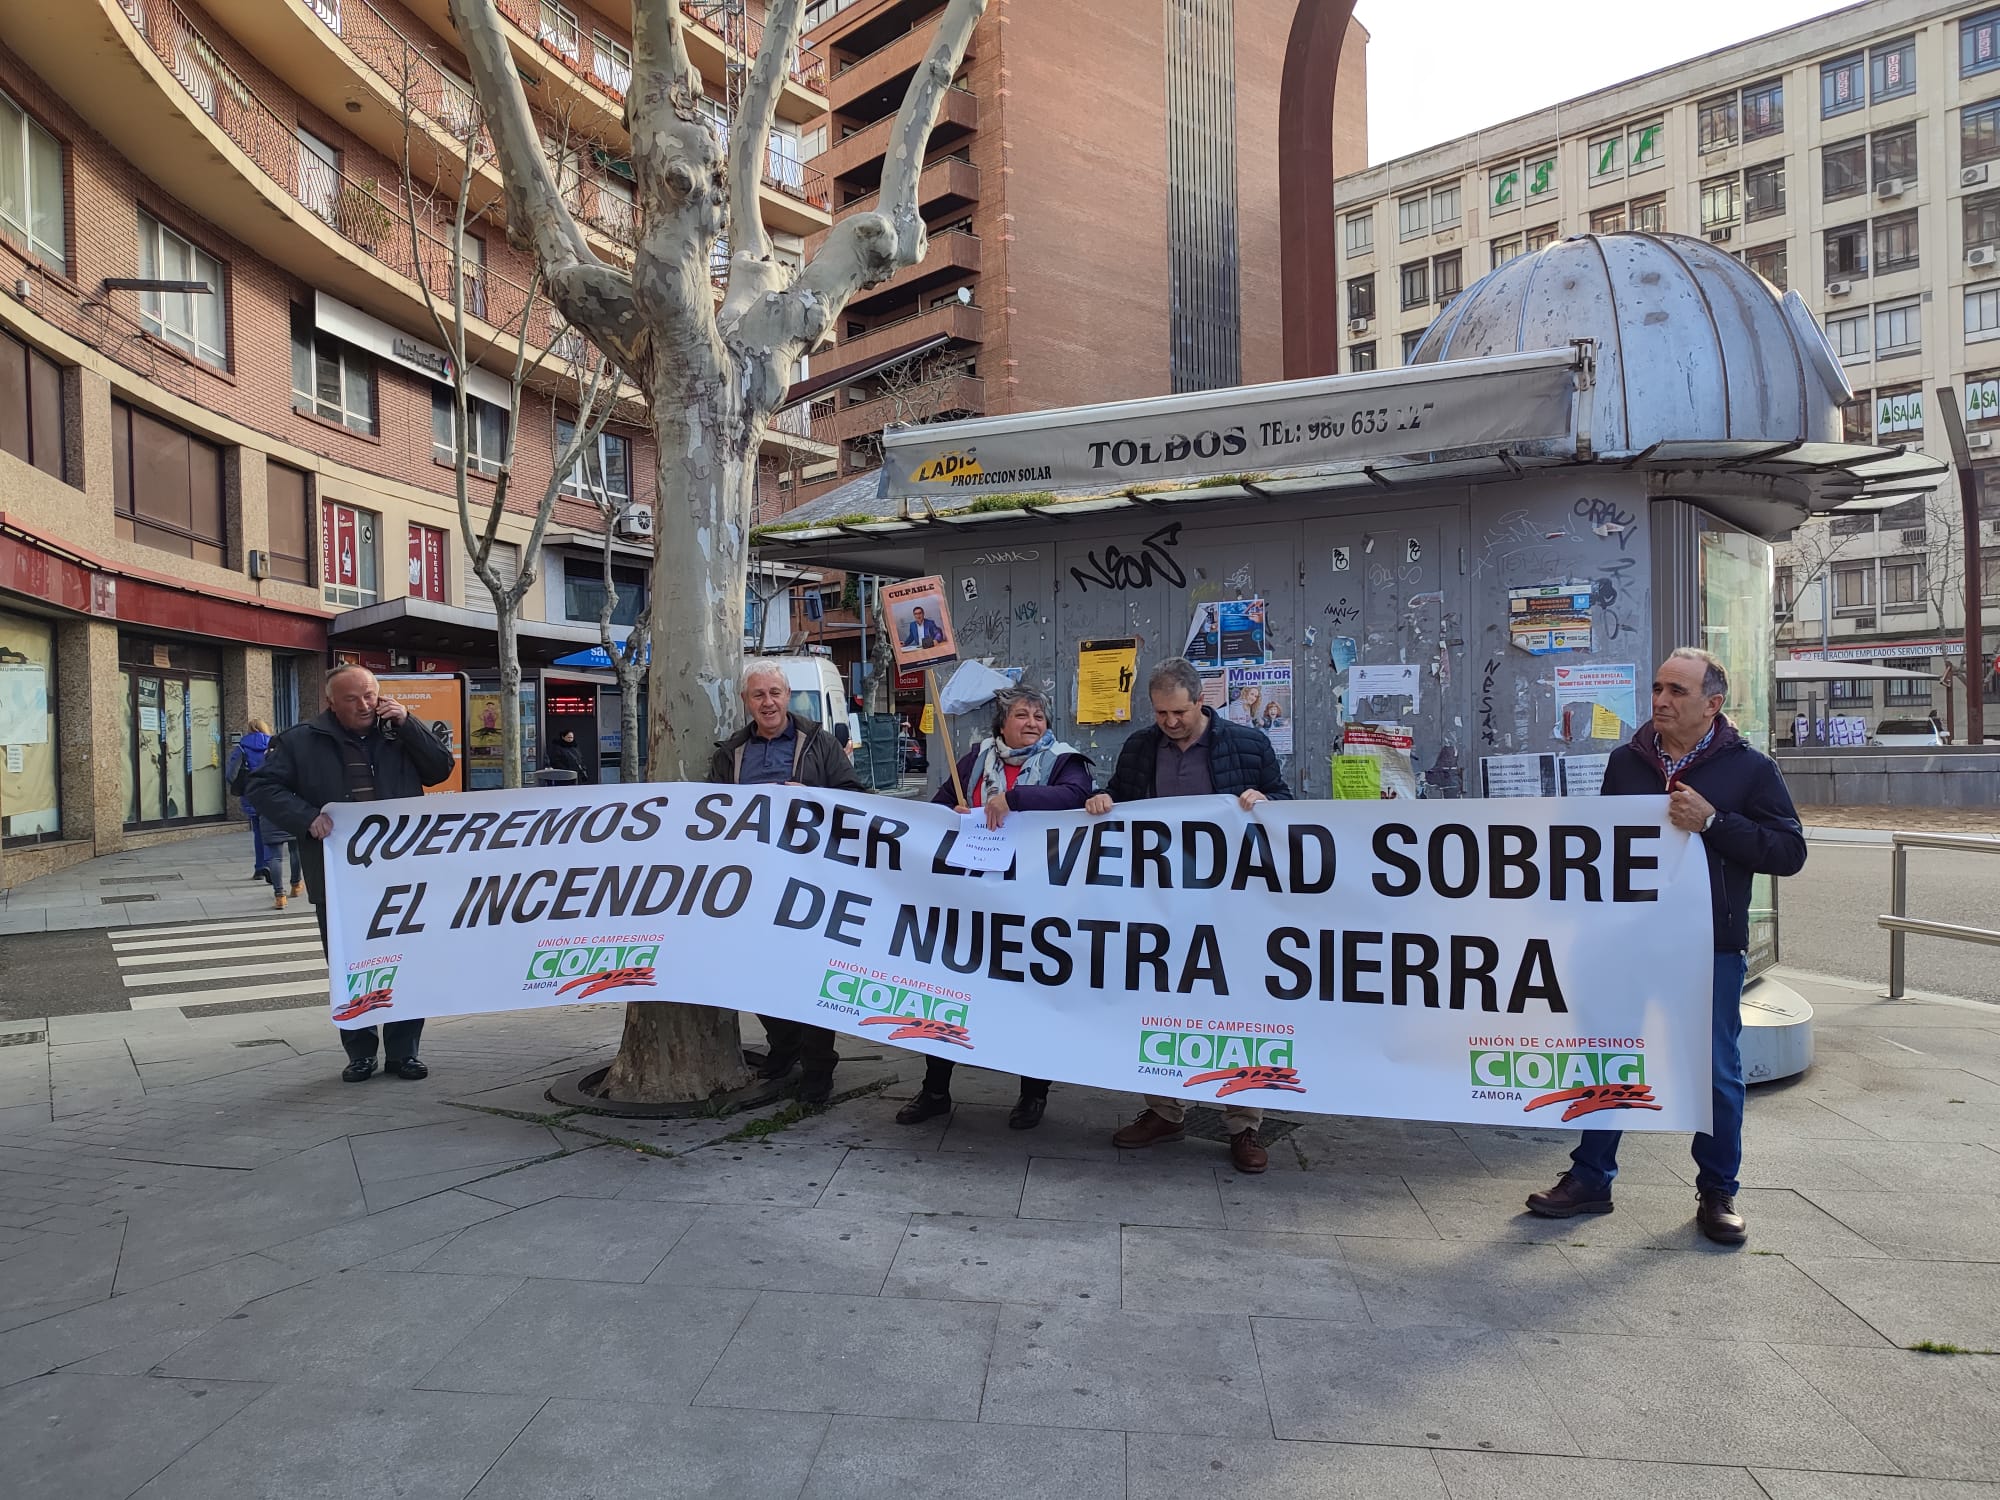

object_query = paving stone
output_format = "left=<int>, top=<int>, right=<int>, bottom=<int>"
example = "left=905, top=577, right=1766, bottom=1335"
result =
left=0, top=1221, right=122, bottom=1316
left=0, top=1254, right=314, bottom=1387
left=1287, top=1119, right=1491, bottom=1177
left=1512, top=1331, right=1896, bottom=1471
left=649, top=1203, right=908, bottom=1294
left=1121, top=1224, right=1362, bottom=1320
left=698, top=1290, right=997, bottom=1418
left=1564, top=1248, right=1892, bottom=1346
left=980, top=1303, right=1269, bottom=1437
left=1018, top=1156, right=1226, bottom=1228
left=1773, top=1343, right=2000, bottom=1481
left=1255, top=1320, right=1578, bottom=1452
left=421, top=1278, right=755, bottom=1404
left=157, top=1268, right=522, bottom=1387
left=348, top=1115, right=563, bottom=1184
left=131, top=1380, right=541, bottom=1499
left=1128, top=1433, right=1449, bottom=1499
left=779, top=1094, right=952, bottom=1151
left=818, top=1146, right=1028, bottom=1217
left=1219, top=1168, right=1435, bottom=1238
left=1749, top=1471, right=2000, bottom=1498
left=934, top=1101, right=1124, bottom=1161
left=615, top=1143, right=851, bottom=1206
left=418, top=1195, right=698, bottom=1282
left=1342, top=1237, right=1610, bottom=1332
left=0, top=1372, right=267, bottom=1499
left=881, top=1215, right=1122, bottom=1308
left=113, top=1138, right=365, bottom=1293
left=261, top=1189, right=512, bottom=1274
left=1433, top=1451, right=1770, bottom=1499
left=1455, top=1126, right=1690, bottom=1185
left=802, top=1416, right=1125, bottom=1500
left=1818, top=1140, right=2000, bottom=1194
left=1793, top=1257, right=2000, bottom=1350
left=470, top=1397, right=829, bottom=1500
left=1798, top=1190, right=2000, bottom=1261
left=458, top=1143, right=662, bottom=1207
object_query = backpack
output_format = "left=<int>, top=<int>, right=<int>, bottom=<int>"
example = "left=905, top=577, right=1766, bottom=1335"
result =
left=226, top=745, right=251, bottom=798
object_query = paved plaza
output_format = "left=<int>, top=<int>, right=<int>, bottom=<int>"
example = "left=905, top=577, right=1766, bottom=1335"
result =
left=1, top=838, right=1998, bottom=1497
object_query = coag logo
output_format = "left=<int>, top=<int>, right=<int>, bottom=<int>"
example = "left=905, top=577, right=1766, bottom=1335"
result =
left=818, top=969, right=973, bottom=1048
left=1469, top=1048, right=1661, bottom=1120
left=912, top=450, right=982, bottom=485
left=335, top=964, right=397, bottom=1023
left=1139, top=1030, right=1307, bottom=1098
left=525, top=943, right=660, bottom=1000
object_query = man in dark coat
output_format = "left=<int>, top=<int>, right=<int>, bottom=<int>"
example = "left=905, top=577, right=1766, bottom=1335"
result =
left=708, top=659, right=865, bottom=1104
left=1527, top=647, right=1807, bottom=1245
left=1087, top=655, right=1293, bottom=1174
left=246, top=664, right=456, bottom=1082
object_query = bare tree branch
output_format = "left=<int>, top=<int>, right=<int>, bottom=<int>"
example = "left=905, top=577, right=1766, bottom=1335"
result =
left=721, top=0, right=807, bottom=320
left=631, top=0, right=702, bottom=107
left=446, top=0, right=645, bottom=363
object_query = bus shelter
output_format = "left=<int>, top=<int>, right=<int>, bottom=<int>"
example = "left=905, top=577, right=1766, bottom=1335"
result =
left=756, top=233, right=1945, bottom=1082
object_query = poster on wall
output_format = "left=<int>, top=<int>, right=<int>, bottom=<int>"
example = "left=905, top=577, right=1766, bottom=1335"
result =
left=1184, top=599, right=1267, bottom=669
left=1560, top=753, right=1610, bottom=796
left=1508, top=583, right=1595, bottom=655
left=1553, top=663, right=1638, bottom=742
left=0, top=662, right=50, bottom=746
left=884, top=576, right=958, bottom=672
left=1344, top=661, right=1421, bottom=717
left=1480, top=753, right=1558, bottom=798
left=1223, top=660, right=1292, bottom=754
left=1337, top=722, right=1417, bottom=798
left=1076, top=638, right=1139, bottom=724
left=378, top=674, right=467, bottom=793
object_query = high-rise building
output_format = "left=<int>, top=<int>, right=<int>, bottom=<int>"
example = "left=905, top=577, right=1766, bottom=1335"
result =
left=764, top=0, right=1371, bottom=513
left=1332, top=0, right=2000, bottom=739
left=0, top=0, right=832, bottom=885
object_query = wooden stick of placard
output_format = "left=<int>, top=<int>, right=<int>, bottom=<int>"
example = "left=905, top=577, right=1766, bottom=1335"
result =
left=926, top=668, right=968, bottom=809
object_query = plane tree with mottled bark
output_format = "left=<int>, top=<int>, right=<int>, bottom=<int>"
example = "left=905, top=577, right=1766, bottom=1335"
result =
left=444, top=0, right=988, bottom=1102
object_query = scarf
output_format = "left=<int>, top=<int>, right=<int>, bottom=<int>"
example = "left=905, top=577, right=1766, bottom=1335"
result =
left=972, top=729, right=1075, bottom=803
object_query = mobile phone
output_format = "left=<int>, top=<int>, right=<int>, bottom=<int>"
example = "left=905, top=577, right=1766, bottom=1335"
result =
left=376, top=702, right=399, bottom=740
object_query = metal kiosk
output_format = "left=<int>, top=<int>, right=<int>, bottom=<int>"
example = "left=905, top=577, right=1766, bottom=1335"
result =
left=757, top=233, right=1946, bottom=1084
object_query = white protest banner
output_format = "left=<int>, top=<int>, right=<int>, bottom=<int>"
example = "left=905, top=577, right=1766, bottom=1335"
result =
left=324, top=788, right=1714, bottom=1132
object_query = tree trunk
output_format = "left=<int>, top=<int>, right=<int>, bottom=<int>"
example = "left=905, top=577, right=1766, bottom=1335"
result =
left=618, top=661, right=644, bottom=783
left=599, top=374, right=759, bottom=1102
left=496, top=594, right=524, bottom=789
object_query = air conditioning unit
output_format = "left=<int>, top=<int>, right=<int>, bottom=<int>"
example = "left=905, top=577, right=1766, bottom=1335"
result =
left=1826, top=279, right=1853, bottom=296
left=1969, top=245, right=1999, bottom=268
left=613, top=504, right=655, bottom=541
left=1965, top=164, right=1991, bottom=188
left=1970, top=432, right=1994, bottom=449
left=1706, top=227, right=1734, bottom=244
left=1347, top=317, right=1371, bottom=334
left=1900, top=528, right=1929, bottom=546
left=1875, top=178, right=1907, bottom=200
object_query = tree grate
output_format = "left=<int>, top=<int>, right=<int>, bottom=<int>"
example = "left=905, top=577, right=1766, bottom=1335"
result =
left=1180, top=1106, right=1301, bottom=1145
left=0, top=1031, right=46, bottom=1047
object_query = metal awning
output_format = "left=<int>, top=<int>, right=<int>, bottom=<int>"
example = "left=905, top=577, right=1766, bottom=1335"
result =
left=328, top=596, right=603, bottom=665
left=1775, top=660, right=1938, bottom=682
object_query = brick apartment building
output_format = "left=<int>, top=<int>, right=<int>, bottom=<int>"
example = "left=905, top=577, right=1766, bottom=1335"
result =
left=0, top=0, right=832, bottom=887
left=763, top=0, right=1372, bottom=516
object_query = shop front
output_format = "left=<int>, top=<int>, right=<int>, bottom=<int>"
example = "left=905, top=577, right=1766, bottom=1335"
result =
left=757, top=233, right=1946, bottom=1080
left=118, top=634, right=224, bottom=829
left=0, top=606, right=59, bottom=846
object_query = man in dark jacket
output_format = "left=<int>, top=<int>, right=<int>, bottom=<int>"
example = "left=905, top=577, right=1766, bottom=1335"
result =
left=1527, top=647, right=1807, bottom=1245
left=1087, top=656, right=1293, bottom=1174
left=246, top=665, right=456, bottom=1083
left=709, top=659, right=865, bottom=1104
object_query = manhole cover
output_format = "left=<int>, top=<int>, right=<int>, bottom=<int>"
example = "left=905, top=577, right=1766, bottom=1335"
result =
left=1180, top=1106, right=1301, bottom=1145
left=0, top=1031, right=45, bottom=1047
left=100, top=874, right=183, bottom=886
left=98, top=893, right=157, bottom=904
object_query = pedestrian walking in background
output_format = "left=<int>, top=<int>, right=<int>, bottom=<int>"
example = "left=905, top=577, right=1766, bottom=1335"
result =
left=227, top=717, right=302, bottom=907
left=898, top=685, right=1093, bottom=1131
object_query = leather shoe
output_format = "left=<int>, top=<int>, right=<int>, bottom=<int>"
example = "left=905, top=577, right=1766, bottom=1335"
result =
left=797, top=1069, right=834, bottom=1107
left=386, top=1057, right=428, bottom=1080
left=754, top=1051, right=799, bottom=1081
left=341, top=1056, right=376, bottom=1083
left=1111, top=1109, right=1184, bottom=1149
left=1696, top=1190, right=1748, bottom=1245
left=895, top=1089, right=952, bottom=1125
left=1525, top=1172, right=1615, bottom=1218
left=1229, top=1128, right=1268, bottom=1174
left=1007, top=1093, right=1047, bottom=1131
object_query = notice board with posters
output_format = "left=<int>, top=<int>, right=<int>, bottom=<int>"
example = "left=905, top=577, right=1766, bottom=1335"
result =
left=377, top=673, right=467, bottom=793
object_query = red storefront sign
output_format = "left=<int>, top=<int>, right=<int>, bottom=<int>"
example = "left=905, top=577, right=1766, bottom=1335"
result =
left=408, top=524, right=446, bottom=602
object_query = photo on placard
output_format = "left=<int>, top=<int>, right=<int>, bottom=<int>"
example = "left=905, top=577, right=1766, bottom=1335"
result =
left=883, top=575, right=959, bottom=672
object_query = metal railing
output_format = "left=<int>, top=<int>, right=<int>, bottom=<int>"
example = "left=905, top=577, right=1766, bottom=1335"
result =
left=491, top=0, right=826, bottom=98
left=1879, top=830, right=2000, bottom=998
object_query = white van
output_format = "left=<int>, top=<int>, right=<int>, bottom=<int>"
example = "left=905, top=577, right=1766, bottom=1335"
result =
left=762, top=653, right=863, bottom=753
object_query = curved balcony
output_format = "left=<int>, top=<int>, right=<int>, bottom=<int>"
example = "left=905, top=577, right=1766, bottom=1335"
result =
left=838, top=152, right=976, bottom=218
left=846, top=226, right=980, bottom=311
left=828, top=299, right=982, bottom=374
left=819, top=85, right=975, bottom=188
left=816, top=372, right=983, bottom=445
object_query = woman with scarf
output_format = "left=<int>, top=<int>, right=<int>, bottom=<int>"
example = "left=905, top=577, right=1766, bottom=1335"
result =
left=898, top=686, right=1092, bottom=1131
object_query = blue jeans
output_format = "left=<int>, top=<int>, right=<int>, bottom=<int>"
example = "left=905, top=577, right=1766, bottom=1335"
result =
left=248, top=811, right=270, bottom=872
left=1570, top=951, right=1748, bottom=1197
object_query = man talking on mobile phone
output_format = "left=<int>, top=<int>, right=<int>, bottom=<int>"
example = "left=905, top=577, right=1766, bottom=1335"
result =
left=247, top=665, right=455, bottom=1082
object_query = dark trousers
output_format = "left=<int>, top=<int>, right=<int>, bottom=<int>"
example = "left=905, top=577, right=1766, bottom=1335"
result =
left=923, top=1056, right=1049, bottom=1099
left=759, top=1015, right=838, bottom=1079
left=261, top=838, right=302, bottom=892
left=1570, top=951, right=1749, bottom=1196
left=317, top=900, right=425, bottom=1065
